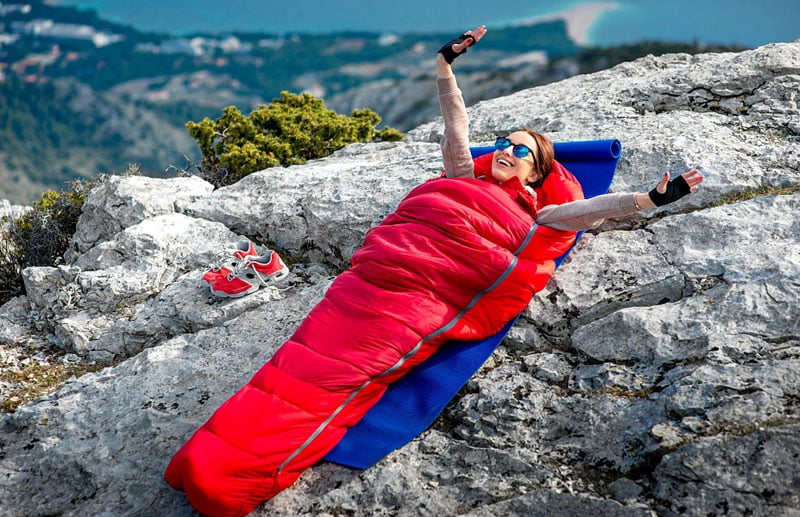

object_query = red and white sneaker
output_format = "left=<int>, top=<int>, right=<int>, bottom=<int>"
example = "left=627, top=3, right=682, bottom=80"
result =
left=201, top=240, right=258, bottom=286
left=210, top=251, right=289, bottom=298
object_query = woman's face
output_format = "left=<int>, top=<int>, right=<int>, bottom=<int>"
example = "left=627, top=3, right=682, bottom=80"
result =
left=491, top=130, right=539, bottom=185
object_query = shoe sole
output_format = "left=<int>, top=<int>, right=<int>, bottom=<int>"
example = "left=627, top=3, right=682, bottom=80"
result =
left=270, top=267, right=290, bottom=283
left=210, top=284, right=260, bottom=298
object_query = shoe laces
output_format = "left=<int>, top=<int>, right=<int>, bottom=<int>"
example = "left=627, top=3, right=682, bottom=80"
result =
left=226, top=257, right=269, bottom=285
left=207, top=247, right=248, bottom=272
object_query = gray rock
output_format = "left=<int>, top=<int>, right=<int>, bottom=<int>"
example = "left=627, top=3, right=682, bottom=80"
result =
left=652, top=424, right=800, bottom=517
left=182, top=141, right=442, bottom=268
left=526, top=230, right=687, bottom=345
left=410, top=43, right=800, bottom=214
left=54, top=310, right=120, bottom=360
left=608, top=477, right=644, bottom=503
left=524, top=352, right=573, bottom=384
left=0, top=296, right=33, bottom=347
left=22, top=265, right=83, bottom=315
left=572, top=193, right=800, bottom=369
left=461, top=490, right=654, bottom=517
left=89, top=270, right=311, bottom=362
left=67, top=174, right=214, bottom=260
left=0, top=280, right=326, bottom=517
left=23, top=213, right=249, bottom=359
left=659, top=358, right=800, bottom=430
left=648, top=193, right=800, bottom=284
left=265, top=431, right=560, bottom=517
left=571, top=302, right=710, bottom=367
left=69, top=213, right=238, bottom=307
left=569, top=363, right=651, bottom=396
left=503, top=319, right=553, bottom=353
left=0, top=199, right=30, bottom=223
left=448, top=359, right=666, bottom=475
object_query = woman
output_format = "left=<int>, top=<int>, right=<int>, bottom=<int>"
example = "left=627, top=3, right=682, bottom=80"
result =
left=165, top=28, right=704, bottom=517
left=436, top=25, right=703, bottom=227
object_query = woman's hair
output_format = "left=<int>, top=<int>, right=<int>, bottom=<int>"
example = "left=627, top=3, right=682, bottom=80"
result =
left=522, top=128, right=554, bottom=188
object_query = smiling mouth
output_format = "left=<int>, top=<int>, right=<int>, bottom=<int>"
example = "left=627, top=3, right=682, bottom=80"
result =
left=497, top=158, right=512, bottom=168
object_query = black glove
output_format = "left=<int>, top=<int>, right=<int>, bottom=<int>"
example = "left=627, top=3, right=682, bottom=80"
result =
left=648, top=175, right=692, bottom=206
left=438, top=33, right=476, bottom=64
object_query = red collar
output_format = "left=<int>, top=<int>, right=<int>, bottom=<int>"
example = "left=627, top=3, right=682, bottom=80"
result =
left=475, top=174, right=538, bottom=216
left=437, top=171, right=539, bottom=216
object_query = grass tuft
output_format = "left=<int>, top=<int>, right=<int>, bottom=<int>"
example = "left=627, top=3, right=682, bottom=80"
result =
left=708, top=184, right=800, bottom=208
left=0, top=360, right=104, bottom=413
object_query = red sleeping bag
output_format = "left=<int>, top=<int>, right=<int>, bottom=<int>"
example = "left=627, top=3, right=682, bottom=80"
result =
left=165, top=156, right=584, bottom=517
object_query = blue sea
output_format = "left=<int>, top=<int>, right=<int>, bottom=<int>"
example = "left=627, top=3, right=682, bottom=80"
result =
left=55, top=0, right=800, bottom=48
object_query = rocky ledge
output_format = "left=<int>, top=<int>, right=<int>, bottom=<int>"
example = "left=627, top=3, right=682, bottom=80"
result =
left=1, top=40, right=799, bottom=516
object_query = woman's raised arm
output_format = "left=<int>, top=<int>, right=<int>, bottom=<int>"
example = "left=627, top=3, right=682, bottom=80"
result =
left=437, top=26, right=486, bottom=179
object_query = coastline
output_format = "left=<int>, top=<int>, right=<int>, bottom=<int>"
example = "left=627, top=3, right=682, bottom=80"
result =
left=515, top=1, right=620, bottom=46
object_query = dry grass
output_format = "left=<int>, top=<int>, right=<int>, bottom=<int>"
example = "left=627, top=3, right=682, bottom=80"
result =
left=0, top=360, right=103, bottom=413
left=708, top=184, right=800, bottom=208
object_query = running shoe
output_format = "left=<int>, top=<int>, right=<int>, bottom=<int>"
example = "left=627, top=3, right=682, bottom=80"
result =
left=201, top=240, right=258, bottom=286
left=210, top=251, right=289, bottom=298
left=246, top=251, right=290, bottom=282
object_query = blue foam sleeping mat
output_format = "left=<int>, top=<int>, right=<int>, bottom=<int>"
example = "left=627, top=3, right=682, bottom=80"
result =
left=324, top=139, right=622, bottom=469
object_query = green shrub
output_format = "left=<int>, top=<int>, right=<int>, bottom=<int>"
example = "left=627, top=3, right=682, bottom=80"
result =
left=187, top=91, right=404, bottom=187
left=375, top=126, right=406, bottom=142
left=0, top=227, right=20, bottom=304
left=0, top=177, right=103, bottom=305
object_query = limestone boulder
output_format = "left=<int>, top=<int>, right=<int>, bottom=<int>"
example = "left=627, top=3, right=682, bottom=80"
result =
left=182, top=141, right=441, bottom=267
left=67, top=174, right=214, bottom=260
left=22, top=213, right=248, bottom=360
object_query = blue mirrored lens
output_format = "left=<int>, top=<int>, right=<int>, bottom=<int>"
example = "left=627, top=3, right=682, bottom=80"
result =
left=494, top=137, right=511, bottom=150
left=512, top=145, right=531, bottom=159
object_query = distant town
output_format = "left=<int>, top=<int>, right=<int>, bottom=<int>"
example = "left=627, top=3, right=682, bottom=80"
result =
left=0, top=0, right=574, bottom=90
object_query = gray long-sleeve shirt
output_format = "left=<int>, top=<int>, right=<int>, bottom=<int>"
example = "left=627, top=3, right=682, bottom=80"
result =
left=438, top=75, right=639, bottom=231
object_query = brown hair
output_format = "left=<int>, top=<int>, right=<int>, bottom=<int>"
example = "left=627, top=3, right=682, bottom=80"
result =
left=522, top=128, right=554, bottom=188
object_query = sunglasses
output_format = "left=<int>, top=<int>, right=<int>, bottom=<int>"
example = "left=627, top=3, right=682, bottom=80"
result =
left=494, top=137, right=535, bottom=160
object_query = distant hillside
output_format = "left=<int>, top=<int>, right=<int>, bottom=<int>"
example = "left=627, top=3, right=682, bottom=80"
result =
left=0, top=0, right=580, bottom=203
left=1, top=0, right=577, bottom=99
left=0, top=77, right=196, bottom=203
left=326, top=40, right=747, bottom=131
left=0, top=0, right=744, bottom=204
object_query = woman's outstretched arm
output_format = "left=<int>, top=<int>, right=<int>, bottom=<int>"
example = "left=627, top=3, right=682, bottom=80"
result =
left=537, top=169, right=705, bottom=230
left=437, top=26, right=486, bottom=179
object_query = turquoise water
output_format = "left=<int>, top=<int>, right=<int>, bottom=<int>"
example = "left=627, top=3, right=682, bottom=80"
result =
left=55, top=0, right=800, bottom=47
left=589, top=0, right=799, bottom=47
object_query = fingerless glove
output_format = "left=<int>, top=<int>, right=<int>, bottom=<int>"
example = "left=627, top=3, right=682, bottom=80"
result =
left=648, top=175, right=691, bottom=206
left=438, top=33, right=475, bottom=64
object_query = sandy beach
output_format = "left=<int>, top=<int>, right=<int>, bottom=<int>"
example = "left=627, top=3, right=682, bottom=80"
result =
left=517, top=1, right=619, bottom=46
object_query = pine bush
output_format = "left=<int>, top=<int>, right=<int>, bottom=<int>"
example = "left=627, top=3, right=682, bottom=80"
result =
left=187, top=91, right=404, bottom=187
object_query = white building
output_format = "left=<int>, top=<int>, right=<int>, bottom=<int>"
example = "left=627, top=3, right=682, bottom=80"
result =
left=10, top=19, right=123, bottom=47
left=0, top=4, right=32, bottom=16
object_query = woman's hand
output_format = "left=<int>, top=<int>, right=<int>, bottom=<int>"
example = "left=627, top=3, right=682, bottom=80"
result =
left=437, top=25, right=487, bottom=64
left=648, top=169, right=704, bottom=206
left=634, top=169, right=704, bottom=209
left=656, top=169, right=704, bottom=194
